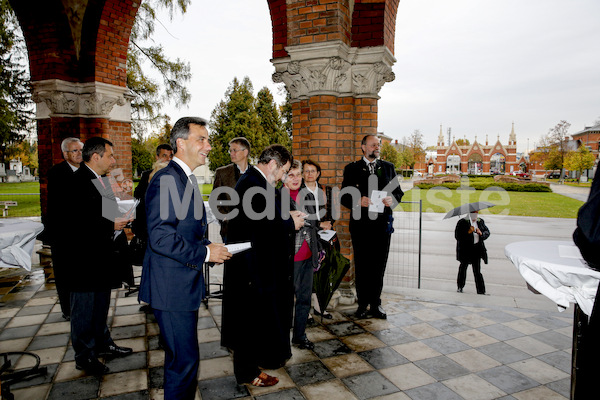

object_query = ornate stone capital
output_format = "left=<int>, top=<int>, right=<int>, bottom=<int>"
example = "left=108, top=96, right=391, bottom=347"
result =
left=31, top=80, right=133, bottom=121
left=272, top=41, right=396, bottom=101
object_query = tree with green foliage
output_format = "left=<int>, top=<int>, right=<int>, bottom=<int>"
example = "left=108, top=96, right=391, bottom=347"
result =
left=401, top=129, right=425, bottom=170
left=256, top=87, right=291, bottom=148
left=455, top=138, right=470, bottom=146
left=0, top=0, right=33, bottom=164
left=208, top=77, right=289, bottom=171
left=380, top=142, right=399, bottom=168
left=543, top=147, right=563, bottom=172
left=128, top=0, right=192, bottom=137
left=564, top=145, right=595, bottom=181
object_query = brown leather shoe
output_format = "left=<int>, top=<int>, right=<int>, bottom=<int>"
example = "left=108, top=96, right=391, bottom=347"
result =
left=250, top=372, right=279, bottom=387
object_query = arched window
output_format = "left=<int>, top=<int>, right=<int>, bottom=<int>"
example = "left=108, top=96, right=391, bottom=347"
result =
left=490, top=153, right=506, bottom=174
left=446, top=155, right=460, bottom=173
left=468, top=153, right=483, bottom=174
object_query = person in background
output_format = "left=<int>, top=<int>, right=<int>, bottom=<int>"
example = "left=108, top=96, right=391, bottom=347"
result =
left=212, top=137, right=251, bottom=243
left=67, top=137, right=134, bottom=375
left=46, top=137, right=83, bottom=320
left=302, top=159, right=335, bottom=319
left=132, top=144, right=173, bottom=243
left=284, top=160, right=321, bottom=350
left=455, top=210, right=490, bottom=294
left=139, top=117, right=231, bottom=400
left=341, top=134, right=404, bottom=319
left=221, top=144, right=304, bottom=387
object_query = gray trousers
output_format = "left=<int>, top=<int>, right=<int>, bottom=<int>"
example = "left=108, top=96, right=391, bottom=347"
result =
left=293, top=258, right=313, bottom=341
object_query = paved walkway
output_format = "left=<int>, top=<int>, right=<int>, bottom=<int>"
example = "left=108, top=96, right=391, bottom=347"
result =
left=549, top=183, right=590, bottom=202
left=0, top=263, right=573, bottom=400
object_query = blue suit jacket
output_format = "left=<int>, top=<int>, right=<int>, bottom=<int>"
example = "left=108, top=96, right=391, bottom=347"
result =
left=139, top=161, right=209, bottom=311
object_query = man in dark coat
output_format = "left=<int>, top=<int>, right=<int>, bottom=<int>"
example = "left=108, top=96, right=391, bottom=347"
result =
left=46, top=137, right=83, bottom=319
left=139, top=117, right=231, bottom=400
left=132, top=143, right=173, bottom=243
left=67, top=137, right=134, bottom=375
left=221, top=144, right=304, bottom=387
left=341, top=134, right=404, bottom=319
left=211, top=137, right=250, bottom=243
left=455, top=211, right=490, bottom=294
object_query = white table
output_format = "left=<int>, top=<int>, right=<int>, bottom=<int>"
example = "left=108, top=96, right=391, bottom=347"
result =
left=505, top=240, right=600, bottom=316
left=0, top=220, right=44, bottom=271
left=505, top=240, right=600, bottom=400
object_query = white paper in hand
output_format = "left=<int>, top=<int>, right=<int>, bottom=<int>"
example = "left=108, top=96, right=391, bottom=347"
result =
left=318, top=230, right=336, bottom=242
left=369, top=190, right=387, bottom=213
left=225, top=242, right=252, bottom=255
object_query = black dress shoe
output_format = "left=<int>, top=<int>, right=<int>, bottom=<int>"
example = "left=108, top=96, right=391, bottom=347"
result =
left=370, top=306, right=387, bottom=319
left=314, top=310, right=333, bottom=319
left=292, top=337, right=315, bottom=350
left=457, top=288, right=463, bottom=293
left=98, top=344, right=133, bottom=357
left=76, top=357, right=109, bottom=375
left=355, top=306, right=369, bottom=319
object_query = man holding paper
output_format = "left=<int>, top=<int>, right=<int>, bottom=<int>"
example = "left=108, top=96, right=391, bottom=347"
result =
left=139, top=117, right=231, bottom=399
left=341, top=134, right=404, bottom=319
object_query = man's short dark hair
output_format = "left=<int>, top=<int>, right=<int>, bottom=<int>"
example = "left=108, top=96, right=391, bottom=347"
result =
left=361, top=134, right=377, bottom=146
left=156, top=143, right=173, bottom=156
left=258, top=144, right=292, bottom=167
left=229, top=137, right=250, bottom=153
left=170, top=117, right=208, bottom=153
left=82, top=137, right=113, bottom=162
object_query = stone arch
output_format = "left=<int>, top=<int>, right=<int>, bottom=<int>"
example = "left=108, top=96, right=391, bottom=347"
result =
left=468, top=152, right=483, bottom=174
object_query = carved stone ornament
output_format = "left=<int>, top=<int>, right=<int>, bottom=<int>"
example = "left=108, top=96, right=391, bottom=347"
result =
left=272, top=41, right=396, bottom=100
left=31, top=80, right=132, bottom=120
left=61, top=0, right=89, bottom=60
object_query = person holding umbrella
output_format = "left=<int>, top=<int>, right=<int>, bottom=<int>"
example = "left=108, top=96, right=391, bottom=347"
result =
left=455, top=209, right=490, bottom=294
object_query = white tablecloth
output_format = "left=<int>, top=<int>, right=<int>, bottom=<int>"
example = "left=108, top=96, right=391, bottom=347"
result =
left=0, top=220, right=44, bottom=271
left=505, top=240, right=600, bottom=316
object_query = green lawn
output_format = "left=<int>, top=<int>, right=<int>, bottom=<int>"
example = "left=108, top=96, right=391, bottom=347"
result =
left=397, top=188, right=583, bottom=218
left=0, top=182, right=41, bottom=218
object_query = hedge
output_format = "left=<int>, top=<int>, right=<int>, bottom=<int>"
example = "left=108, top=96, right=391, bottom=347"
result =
left=414, top=182, right=551, bottom=192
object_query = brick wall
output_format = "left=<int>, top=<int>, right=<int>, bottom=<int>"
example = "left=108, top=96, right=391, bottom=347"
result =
left=287, top=0, right=352, bottom=46
left=351, top=0, right=399, bottom=53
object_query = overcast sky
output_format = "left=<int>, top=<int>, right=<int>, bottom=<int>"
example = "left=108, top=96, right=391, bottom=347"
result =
left=153, top=0, right=600, bottom=154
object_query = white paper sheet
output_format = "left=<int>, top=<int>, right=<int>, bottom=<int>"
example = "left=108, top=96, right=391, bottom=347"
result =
left=558, top=244, right=583, bottom=259
left=225, top=242, right=252, bottom=255
left=369, top=190, right=387, bottom=213
left=318, top=230, right=336, bottom=242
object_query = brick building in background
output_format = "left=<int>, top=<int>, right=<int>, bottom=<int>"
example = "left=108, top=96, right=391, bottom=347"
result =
left=434, top=123, right=519, bottom=175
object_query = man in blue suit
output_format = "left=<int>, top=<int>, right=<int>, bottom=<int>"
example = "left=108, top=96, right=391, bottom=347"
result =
left=139, top=117, right=231, bottom=400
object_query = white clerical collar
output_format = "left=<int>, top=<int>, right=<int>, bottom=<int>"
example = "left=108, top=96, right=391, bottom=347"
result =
left=68, top=162, right=79, bottom=172
left=172, top=156, right=193, bottom=177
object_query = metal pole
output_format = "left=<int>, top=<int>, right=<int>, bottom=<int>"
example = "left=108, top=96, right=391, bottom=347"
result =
left=418, top=199, right=422, bottom=289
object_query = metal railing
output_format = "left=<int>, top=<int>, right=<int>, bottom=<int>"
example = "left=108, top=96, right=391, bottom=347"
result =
left=384, top=200, right=423, bottom=289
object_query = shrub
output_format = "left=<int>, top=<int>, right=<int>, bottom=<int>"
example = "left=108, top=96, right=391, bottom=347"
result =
left=414, top=182, right=551, bottom=192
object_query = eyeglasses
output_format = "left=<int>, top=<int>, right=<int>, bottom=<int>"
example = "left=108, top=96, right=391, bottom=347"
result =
left=304, top=169, right=318, bottom=175
left=67, top=149, right=82, bottom=153
left=229, top=148, right=246, bottom=154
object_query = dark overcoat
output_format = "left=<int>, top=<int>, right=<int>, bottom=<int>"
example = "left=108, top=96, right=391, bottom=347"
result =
left=455, top=216, right=490, bottom=264
left=66, top=165, right=127, bottom=291
left=221, top=167, right=295, bottom=367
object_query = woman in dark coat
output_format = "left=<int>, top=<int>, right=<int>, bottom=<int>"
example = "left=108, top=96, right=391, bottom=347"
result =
left=455, top=211, right=490, bottom=294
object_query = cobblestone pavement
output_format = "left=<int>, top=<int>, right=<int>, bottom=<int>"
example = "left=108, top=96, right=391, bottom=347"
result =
left=0, top=264, right=572, bottom=400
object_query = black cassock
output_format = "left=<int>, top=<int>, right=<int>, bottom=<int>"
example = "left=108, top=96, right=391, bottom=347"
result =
left=221, top=167, right=295, bottom=382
